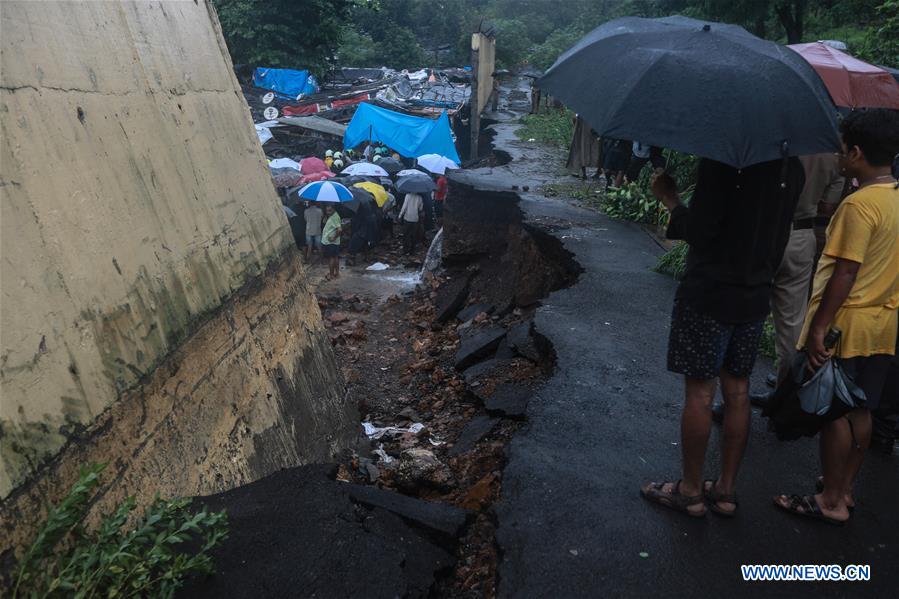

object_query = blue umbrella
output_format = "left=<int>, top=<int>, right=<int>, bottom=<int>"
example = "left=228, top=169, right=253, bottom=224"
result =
left=296, top=180, right=354, bottom=203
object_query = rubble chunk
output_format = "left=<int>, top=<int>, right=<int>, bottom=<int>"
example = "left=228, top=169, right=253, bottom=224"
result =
left=477, top=383, right=532, bottom=418
left=448, top=414, right=500, bottom=457
left=457, top=303, right=493, bottom=323
left=435, top=276, right=471, bottom=323
left=454, top=326, right=507, bottom=371
left=347, top=484, right=470, bottom=538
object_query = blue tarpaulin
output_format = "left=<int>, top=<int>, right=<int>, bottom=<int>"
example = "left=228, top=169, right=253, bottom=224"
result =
left=253, top=67, right=319, bottom=99
left=343, top=103, right=460, bottom=163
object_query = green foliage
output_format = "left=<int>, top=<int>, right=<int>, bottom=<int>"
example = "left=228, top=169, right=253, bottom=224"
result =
left=213, top=0, right=361, bottom=75
left=654, top=241, right=689, bottom=279
left=759, top=315, right=777, bottom=360
left=492, top=18, right=534, bottom=68
left=528, top=26, right=589, bottom=70
left=515, top=110, right=576, bottom=147
left=602, top=182, right=666, bottom=224
left=857, top=0, right=899, bottom=67
left=13, top=463, right=228, bottom=599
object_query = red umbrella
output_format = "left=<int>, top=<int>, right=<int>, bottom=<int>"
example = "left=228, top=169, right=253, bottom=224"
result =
left=789, top=42, right=899, bottom=109
left=300, top=156, right=330, bottom=175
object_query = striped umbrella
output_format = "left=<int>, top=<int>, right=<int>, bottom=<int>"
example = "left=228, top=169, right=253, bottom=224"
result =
left=296, top=181, right=354, bottom=203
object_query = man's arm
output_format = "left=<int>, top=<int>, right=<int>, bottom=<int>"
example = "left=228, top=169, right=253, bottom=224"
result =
left=806, top=257, right=860, bottom=368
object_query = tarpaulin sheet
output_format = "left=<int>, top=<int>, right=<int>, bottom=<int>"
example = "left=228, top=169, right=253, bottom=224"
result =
left=343, top=103, right=460, bottom=163
left=253, top=67, right=319, bottom=99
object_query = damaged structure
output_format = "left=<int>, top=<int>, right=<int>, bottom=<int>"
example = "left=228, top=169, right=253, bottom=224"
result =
left=0, top=0, right=356, bottom=560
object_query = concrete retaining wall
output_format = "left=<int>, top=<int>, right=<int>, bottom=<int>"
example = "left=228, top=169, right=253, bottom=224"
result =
left=0, top=0, right=356, bottom=558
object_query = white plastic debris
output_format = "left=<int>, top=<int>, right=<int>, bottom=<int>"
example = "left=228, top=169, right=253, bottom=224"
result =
left=255, top=124, right=273, bottom=145
left=373, top=445, right=395, bottom=465
left=269, top=157, right=301, bottom=171
left=362, top=421, right=424, bottom=440
left=366, top=262, right=390, bottom=271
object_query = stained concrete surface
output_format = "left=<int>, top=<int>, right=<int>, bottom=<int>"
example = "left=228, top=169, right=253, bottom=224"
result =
left=479, top=78, right=899, bottom=598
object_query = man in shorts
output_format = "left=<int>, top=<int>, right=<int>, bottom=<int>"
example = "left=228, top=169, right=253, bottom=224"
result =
left=774, top=109, right=899, bottom=524
left=640, top=156, right=805, bottom=517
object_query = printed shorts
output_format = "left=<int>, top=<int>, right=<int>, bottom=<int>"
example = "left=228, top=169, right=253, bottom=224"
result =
left=667, top=300, right=764, bottom=380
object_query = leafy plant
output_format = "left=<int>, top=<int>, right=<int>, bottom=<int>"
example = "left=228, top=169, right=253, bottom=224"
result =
left=759, top=315, right=778, bottom=360
left=13, top=463, right=228, bottom=599
left=602, top=182, right=666, bottom=225
left=654, top=241, right=689, bottom=280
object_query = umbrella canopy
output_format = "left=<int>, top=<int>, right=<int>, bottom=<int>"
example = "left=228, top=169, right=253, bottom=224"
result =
left=417, top=154, right=459, bottom=174
left=789, top=42, right=899, bottom=109
left=296, top=181, right=354, bottom=203
left=396, top=176, right=437, bottom=194
left=397, top=168, right=431, bottom=178
left=342, top=162, right=390, bottom=177
left=353, top=182, right=389, bottom=207
left=538, top=16, right=840, bottom=168
left=377, top=156, right=405, bottom=174
left=300, top=156, right=330, bottom=175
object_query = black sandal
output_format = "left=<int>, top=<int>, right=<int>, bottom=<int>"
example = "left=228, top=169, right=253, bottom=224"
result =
left=641, top=480, right=706, bottom=517
left=703, top=479, right=738, bottom=517
left=773, top=494, right=847, bottom=526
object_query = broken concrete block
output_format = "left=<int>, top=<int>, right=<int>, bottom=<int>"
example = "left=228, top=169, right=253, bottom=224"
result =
left=448, top=414, right=500, bottom=457
left=347, top=484, right=470, bottom=538
left=477, top=383, right=532, bottom=418
left=457, top=302, right=493, bottom=323
left=506, top=320, right=543, bottom=363
left=494, top=337, right=516, bottom=360
left=435, top=276, right=470, bottom=323
left=454, top=326, right=507, bottom=371
left=394, top=448, right=456, bottom=493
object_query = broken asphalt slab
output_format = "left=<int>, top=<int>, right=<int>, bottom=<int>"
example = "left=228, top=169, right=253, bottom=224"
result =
left=347, top=484, right=471, bottom=538
left=454, top=326, right=507, bottom=371
left=477, top=383, right=532, bottom=419
left=448, top=414, right=501, bottom=457
left=180, top=465, right=455, bottom=599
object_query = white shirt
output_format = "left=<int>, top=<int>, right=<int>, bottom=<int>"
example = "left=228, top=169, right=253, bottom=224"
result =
left=399, top=193, right=422, bottom=223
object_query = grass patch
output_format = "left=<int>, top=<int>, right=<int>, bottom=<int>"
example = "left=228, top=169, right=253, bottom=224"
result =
left=515, top=110, right=575, bottom=147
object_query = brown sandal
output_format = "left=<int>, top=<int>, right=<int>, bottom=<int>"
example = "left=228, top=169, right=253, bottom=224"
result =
left=641, top=480, right=706, bottom=517
left=703, top=479, right=738, bottom=517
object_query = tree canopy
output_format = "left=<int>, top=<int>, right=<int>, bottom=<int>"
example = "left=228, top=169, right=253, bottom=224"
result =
left=213, top=0, right=898, bottom=76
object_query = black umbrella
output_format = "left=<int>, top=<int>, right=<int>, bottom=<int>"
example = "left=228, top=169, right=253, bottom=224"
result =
left=539, top=16, right=840, bottom=168
left=376, top=157, right=405, bottom=174
left=396, top=176, right=437, bottom=194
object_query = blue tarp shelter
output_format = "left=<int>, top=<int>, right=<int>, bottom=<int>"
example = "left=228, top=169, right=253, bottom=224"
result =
left=343, top=103, right=461, bottom=164
left=253, top=67, right=319, bottom=99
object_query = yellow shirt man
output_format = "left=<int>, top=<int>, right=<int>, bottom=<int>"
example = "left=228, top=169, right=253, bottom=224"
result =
left=799, top=183, right=899, bottom=358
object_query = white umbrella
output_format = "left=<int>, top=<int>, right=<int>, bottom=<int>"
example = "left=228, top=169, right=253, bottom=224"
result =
left=342, top=162, right=389, bottom=177
left=416, top=154, right=459, bottom=175
left=396, top=169, right=430, bottom=178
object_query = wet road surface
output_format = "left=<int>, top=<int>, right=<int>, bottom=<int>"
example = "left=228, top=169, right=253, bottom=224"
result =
left=475, top=80, right=899, bottom=598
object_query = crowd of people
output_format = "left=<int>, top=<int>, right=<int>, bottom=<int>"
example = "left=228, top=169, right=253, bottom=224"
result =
left=639, top=108, right=899, bottom=525
left=280, top=142, right=449, bottom=281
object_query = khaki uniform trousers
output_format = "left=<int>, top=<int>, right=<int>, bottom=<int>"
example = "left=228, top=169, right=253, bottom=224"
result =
left=771, top=227, right=817, bottom=382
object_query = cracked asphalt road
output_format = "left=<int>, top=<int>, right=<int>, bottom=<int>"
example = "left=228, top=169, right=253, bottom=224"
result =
left=473, top=80, right=899, bottom=598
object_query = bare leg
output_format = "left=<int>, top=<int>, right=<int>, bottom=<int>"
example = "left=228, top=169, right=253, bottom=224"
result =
left=815, top=416, right=853, bottom=521
left=680, top=376, right=717, bottom=500
left=715, top=370, right=751, bottom=511
left=833, top=409, right=870, bottom=507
